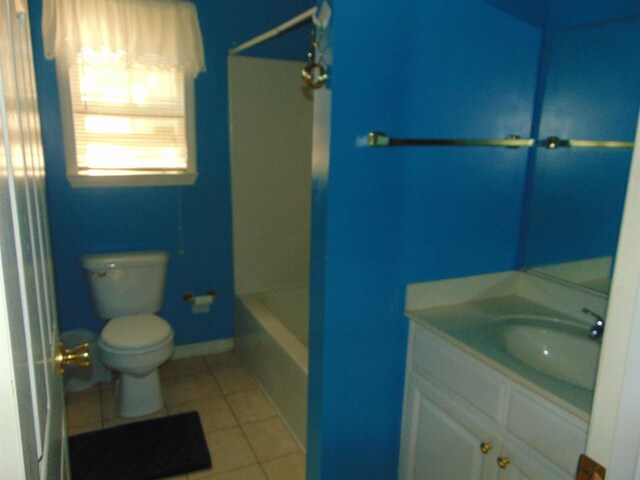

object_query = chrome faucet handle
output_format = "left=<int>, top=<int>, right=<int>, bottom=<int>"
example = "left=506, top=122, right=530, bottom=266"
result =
left=589, top=322, right=604, bottom=339
left=582, top=307, right=605, bottom=339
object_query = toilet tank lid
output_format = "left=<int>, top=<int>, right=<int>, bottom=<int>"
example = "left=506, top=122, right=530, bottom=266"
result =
left=81, top=251, right=169, bottom=271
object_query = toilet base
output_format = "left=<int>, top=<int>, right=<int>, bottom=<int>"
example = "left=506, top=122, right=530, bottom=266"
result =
left=118, top=369, right=164, bottom=417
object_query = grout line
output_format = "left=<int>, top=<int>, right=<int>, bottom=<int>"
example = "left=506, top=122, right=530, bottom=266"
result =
left=98, top=386, right=107, bottom=427
left=217, top=363, right=273, bottom=472
left=236, top=414, right=264, bottom=470
left=209, top=364, right=226, bottom=393
left=259, top=462, right=271, bottom=480
left=186, top=463, right=264, bottom=480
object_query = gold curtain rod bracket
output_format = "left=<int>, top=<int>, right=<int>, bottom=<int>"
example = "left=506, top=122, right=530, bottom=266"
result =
left=368, top=132, right=390, bottom=147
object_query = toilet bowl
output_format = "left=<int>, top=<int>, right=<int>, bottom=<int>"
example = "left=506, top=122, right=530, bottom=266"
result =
left=81, top=250, right=174, bottom=418
left=98, top=314, right=174, bottom=417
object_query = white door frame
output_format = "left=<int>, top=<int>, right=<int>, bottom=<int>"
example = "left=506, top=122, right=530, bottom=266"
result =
left=586, top=109, right=640, bottom=478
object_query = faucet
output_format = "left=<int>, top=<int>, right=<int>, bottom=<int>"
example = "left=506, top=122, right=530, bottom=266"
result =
left=582, top=307, right=605, bottom=340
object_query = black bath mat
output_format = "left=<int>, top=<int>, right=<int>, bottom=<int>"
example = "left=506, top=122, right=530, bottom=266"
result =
left=69, top=411, right=211, bottom=480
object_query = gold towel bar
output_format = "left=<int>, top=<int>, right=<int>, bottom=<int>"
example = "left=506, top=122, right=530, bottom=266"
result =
left=367, top=132, right=634, bottom=150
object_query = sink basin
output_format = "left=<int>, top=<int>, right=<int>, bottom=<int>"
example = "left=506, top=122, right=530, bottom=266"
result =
left=497, top=315, right=600, bottom=390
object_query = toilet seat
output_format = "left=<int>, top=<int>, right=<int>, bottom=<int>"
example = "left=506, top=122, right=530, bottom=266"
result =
left=100, top=314, right=172, bottom=353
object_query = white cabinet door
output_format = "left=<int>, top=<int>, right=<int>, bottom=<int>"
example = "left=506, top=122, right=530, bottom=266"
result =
left=495, top=453, right=565, bottom=480
left=413, top=396, right=486, bottom=480
left=400, top=373, right=496, bottom=480
left=496, top=438, right=571, bottom=480
left=497, top=463, right=533, bottom=480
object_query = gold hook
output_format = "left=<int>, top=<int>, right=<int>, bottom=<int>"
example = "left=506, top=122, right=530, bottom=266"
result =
left=301, top=61, right=328, bottom=89
left=303, top=22, right=327, bottom=89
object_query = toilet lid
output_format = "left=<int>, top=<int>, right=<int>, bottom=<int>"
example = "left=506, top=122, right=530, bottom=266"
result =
left=101, top=314, right=172, bottom=349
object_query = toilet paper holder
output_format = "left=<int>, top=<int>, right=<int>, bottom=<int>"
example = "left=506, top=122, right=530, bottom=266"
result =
left=182, top=290, right=217, bottom=304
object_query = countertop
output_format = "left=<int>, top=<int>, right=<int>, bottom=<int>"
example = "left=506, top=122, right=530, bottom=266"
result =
left=406, top=294, right=594, bottom=420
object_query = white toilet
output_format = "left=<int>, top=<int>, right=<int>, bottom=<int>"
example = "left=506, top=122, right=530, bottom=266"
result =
left=81, top=250, right=174, bottom=418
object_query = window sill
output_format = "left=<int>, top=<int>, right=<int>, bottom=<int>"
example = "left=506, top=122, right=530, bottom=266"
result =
left=67, top=172, right=198, bottom=188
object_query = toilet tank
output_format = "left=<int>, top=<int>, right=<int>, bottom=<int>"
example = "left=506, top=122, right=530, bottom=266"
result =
left=81, top=251, right=169, bottom=319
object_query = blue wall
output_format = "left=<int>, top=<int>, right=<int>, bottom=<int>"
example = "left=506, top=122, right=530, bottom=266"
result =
left=548, top=0, right=640, bottom=30
left=308, top=1, right=640, bottom=478
left=307, top=1, right=542, bottom=478
left=482, top=0, right=550, bottom=28
left=523, top=16, right=640, bottom=267
left=519, top=2, right=640, bottom=270
left=29, top=0, right=313, bottom=344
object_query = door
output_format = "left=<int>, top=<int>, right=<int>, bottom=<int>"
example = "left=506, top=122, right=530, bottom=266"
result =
left=0, top=0, right=67, bottom=477
left=586, top=111, right=640, bottom=477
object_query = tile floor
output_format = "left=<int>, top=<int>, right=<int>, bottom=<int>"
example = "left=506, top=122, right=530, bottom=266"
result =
left=65, top=351, right=306, bottom=480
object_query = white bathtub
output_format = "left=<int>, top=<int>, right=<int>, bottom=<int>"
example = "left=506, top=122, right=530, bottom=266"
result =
left=234, top=287, right=308, bottom=448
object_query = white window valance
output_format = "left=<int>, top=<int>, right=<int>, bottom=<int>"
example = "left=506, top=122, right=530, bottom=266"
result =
left=42, top=0, right=206, bottom=77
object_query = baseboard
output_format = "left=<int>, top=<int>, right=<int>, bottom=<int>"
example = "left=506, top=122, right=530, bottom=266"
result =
left=172, top=338, right=234, bottom=359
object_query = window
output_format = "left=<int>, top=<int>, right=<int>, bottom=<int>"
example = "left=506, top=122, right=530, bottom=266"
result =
left=57, top=53, right=196, bottom=186
left=43, top=0, right=205, bottom=187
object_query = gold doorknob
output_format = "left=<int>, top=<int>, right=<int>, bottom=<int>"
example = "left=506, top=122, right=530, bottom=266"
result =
left=480, top=442, right=493, bottom=454
left=56, top=343, right=90, bottom=373
left=497, top=456, right=511, bottom=469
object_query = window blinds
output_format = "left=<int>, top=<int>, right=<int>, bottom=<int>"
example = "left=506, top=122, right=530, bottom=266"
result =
left=69, top=58, right=188, bottom=175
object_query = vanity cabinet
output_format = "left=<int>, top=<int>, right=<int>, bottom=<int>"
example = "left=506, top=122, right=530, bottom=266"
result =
left=399, top=320, right=589, bottom=480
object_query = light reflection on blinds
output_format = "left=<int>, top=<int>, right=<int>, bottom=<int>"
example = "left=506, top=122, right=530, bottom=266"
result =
left=69, top=58, right=187, bottom=174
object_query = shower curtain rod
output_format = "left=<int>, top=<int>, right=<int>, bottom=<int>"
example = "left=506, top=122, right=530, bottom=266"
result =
left=229, top=6, right=317, bottom=56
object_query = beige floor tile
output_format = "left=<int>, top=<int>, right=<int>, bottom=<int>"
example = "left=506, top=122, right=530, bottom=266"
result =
left=66, top=382, right=101, bottom=394
left=241, top=418, right=300, bottom=462
left=189, top=427, right=258, bottom=478
left=102, top=407, right=168, bottom=428
left=262, top=452, right=306, bottom=480
left=68, top=422, right=102, bottom=437
left=225, top=389, right=277, bottom=425
left=65, top=389, right=101, bottom=429
left=164, top=372, right=222, bottom=406
left=213, top=367, right=257, bottom=395
left=161, top=356, right=210, bottom=379
left=100, top=385, right=119, bottom=420
left=204, top=351, right=243, bottom=372
left=65, top=387, right=100, bottom=404
left=194, top=464, right=267, bottom=480
left=168, top=397, right=238, bottom=432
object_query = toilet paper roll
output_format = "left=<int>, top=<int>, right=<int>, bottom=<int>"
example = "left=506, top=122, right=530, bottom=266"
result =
left=192, top=294, right=214, bottom=306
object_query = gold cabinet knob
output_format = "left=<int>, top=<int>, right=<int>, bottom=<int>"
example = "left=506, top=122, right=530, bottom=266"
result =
left=497, top=456, right=511, bottom=469
left=480, top=442, right=493, bottom=454
left=56, top=342, right=90, bottom=373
